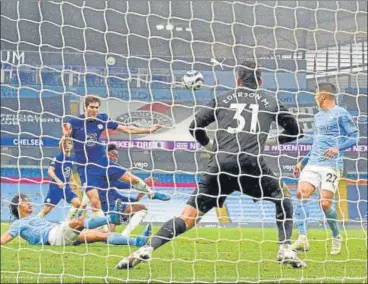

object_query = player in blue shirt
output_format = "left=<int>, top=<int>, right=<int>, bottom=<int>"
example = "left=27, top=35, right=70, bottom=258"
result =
left=1, top=193, right=151, bottom=247
left=62, top=95, right=168, bottom=230
left=99, top=143, right=168, bottom=235
left=38, top=138, right=81, bottom=220
left=292, top=83, right=358, bottom=255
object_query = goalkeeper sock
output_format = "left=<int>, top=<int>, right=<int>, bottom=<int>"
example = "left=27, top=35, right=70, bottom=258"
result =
left=294, top=199, right=310, bottom=236
left=121, top=210, right=147, bottom=237
left=92, top=209, right=109, bottom=232
left=107, top=233, right=136, bottom=246
left=150, top=217, right=187, bottom=250
left=37, top=211, right=46, bottom=218
left=324, top=207, right=340, bottom=238
left=274, top=197, right=293, bottom=245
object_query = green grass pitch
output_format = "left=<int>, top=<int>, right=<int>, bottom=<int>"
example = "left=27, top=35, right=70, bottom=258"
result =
left=1, top=223, right=367, bottom=283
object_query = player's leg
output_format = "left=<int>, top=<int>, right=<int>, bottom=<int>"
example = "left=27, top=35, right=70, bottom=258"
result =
left=38, top=204, right=55, bottom=218
left=242, top=168, right=306, bottom=268
left=86, top=189, right=108, bottom=231
left=291, top=166, right=319, bottom=251
left=48, top=202, right=124, bottom=247
left=320, top=167, right=342, bottom=255
left=118, top=170, right=170, bottom=201
left=243, top=165, right=295, bottom=247
left=85, top=165, right=110, bottom=231
left=51, top=200, right=126, bottom=246
left=86, top=188, right=102, bottom=212
left=38, top=184, right=63, bottom=218
left=121, top=204, right=148, bottom=237
left=74, top=225, right=152, bottom=247
left=64, top=186, right=81, bottom=221
left=116, top=173, right=225, bottom=270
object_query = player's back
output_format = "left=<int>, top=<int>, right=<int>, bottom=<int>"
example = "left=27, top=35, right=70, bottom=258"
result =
left=209, top=88, right=280, bottom=168
left=199, top=88, right=284, bottom=173
left=8, top=216, right=57, bottom=245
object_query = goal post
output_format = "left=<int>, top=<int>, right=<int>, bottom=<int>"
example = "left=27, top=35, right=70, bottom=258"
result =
left=1, top=1, right=367, bottom=283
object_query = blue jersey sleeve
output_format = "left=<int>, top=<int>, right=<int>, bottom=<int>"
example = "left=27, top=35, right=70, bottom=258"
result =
left=67, top=117, right=78, bottom=128
left=8, top=220, right=20, bottom=237
left=338, top=111, right=358, bottom=151
left=107, top=118, right=119, bottom=130
left=101, top=113, right=119, bottom=130
left=50, top=153, right=62, bottom=167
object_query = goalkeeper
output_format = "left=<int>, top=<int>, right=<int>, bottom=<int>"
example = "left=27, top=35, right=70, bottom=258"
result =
left=117, top=60, right=306, bottom=270
left=292, top=83, right=358, bottom=255
left=1, top=194, right=150, bottom=248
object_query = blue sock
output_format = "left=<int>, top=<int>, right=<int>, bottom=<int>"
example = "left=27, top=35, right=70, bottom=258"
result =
left=83, top=216, right=110, bottom=229
left=324, top=207, right=340, bottom=237
left=294, top=200, right=310, bottom=236
left=107, top=233, right=137, bottom=246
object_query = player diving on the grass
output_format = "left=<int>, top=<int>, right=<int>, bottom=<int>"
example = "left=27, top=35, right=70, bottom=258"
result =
left=62, top=95, right=170, bottom=231
left=97, top=143, right=169, bottom=235
left=0, top=194, right=151, bottom=247
left=291, top=82, right=358, bottom=255
left=116, top=60, right=307, bottom=270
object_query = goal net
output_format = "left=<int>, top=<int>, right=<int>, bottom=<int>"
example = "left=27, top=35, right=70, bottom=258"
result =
left=1, top=1, right=367, bottom=283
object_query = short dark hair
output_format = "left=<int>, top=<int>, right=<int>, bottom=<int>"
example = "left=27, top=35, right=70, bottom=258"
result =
left=237, top=60, right=262, bottom=87
left=107, top=143, right=118, bottom=152
left=9, top=193, right=28, bottom=219
left=85, top=95, right=101, bottom=108
left=316, top=82, right=337, bottom=94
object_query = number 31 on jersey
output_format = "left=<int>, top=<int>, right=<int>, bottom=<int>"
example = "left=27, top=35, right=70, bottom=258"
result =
left=227, top=103, right=259, bottom=134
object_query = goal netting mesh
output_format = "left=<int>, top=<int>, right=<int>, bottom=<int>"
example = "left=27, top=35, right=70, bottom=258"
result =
left=1, top=1, right=367, bottom=283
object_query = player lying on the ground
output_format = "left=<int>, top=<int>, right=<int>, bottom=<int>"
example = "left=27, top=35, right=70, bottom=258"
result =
left=62, top=95, right=165, bottom=232
left=1, top=193, right=150, bottom=248
left=97, top=143, right=169, bottom=235
left=292, top=82, right=358, bottom=255
left=38, top=138, right=81, bottom=220
left=116, top=60, right=307, bottom=270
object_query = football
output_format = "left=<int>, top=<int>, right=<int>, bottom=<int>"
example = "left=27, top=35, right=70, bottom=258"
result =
left=183, top=70, right=204, bottom=91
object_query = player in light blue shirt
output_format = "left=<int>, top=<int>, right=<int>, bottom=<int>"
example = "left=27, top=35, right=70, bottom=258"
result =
left=62, top=95, right=168, bottom=230
left=292, top=83, right=358, bottom=255
left=1, top=193, right=151, bottom=247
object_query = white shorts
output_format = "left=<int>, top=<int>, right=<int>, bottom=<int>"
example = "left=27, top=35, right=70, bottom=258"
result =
left=48, top=222, right=80, bottom=246
left=299, top=165, right=341, bottom=194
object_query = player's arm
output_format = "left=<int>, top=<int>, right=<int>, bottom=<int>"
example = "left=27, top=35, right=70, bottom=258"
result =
left=1, top=222, right=19, bottom=245
left=294, top=151, right=311, bottom=178
left=1, top=232, right=14, bottom=245
left=338, top=112, right=358, bottom=149
left=62, top=122, right=72, bottom=137
left=116, top=124, right=161, bottom=134
left=268, top=104, right=303, bottom=145
left=103, top=113, right=162, bottom=135
left=48, top=165, right=64, bottom=189
left=324, top=110, right=358, bottom=159
left=189, top=99, right=216, bottom=150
